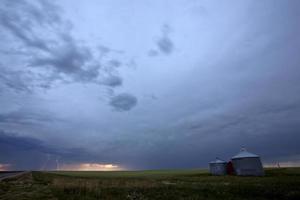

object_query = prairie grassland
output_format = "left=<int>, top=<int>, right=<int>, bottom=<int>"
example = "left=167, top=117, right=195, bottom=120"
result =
left=50, top=168, right=208, bottom=178
left=1, top=168, right=300, bottom=200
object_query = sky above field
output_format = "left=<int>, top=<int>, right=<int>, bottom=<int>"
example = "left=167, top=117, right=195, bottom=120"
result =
left=1, top=0, right=300, bottom=171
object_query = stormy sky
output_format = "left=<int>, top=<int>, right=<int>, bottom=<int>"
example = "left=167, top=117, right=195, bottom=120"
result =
left=1, top=0, right=300, bottom=171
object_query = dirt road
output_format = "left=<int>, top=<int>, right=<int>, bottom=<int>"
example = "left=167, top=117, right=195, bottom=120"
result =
left=0, top=171, right=27, bottom=181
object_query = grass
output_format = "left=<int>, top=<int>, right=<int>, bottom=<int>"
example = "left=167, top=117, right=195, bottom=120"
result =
left=1, top=168, right=300, bottom=200
left=49, top=169, right=208, bottom=178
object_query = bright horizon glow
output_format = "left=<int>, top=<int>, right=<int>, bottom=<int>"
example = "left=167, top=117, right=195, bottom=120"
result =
left=264, top=161, right=300, bottom=168
left=58, top=163, right=125, bottom=171
left=0, top=164, right=11, bottom=171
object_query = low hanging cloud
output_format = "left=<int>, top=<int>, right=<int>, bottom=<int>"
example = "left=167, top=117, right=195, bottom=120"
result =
left=157, top=36, right=174, bottom=55
left=0, top=130, right=102, bottom=170
left=102, top=75, right=123, bottom=87
left=109, top=93, right=138, bottom=111
left=30, top=37, right=98, bottom=81
left=149, top=24, right=174, bottom=56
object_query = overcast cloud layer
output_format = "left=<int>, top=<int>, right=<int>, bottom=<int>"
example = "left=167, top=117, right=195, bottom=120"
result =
left=1, top=0, right=300, bottom=170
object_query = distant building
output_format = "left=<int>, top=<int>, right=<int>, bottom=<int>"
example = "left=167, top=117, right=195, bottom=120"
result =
left=209, top=158, right=227, bottom=175
left=231, top=148, right=264, bottom=176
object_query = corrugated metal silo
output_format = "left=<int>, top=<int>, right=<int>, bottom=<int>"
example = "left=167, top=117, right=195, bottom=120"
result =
left=209, top=158, right=227, bottom=175
left=231, top=148, right=264, bottom=176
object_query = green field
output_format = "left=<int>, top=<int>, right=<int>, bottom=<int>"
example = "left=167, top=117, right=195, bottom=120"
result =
left=1, top=168, right=300, bottom=200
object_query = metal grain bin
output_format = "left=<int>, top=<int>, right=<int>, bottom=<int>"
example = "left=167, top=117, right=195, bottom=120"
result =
left=231, top=148, right=264, bottom=176
left=209, top=158, right=227, bottom=175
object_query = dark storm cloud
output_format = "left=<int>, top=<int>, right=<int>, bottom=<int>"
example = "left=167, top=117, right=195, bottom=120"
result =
left=135, top=100, right=300, bottom=169
left=30, top=37, right=100, bottom=83
left=0, top=130, right=100, bottom=170
left=120, top=117, right=300, bottom=170
left=109, top=93, right=138, bottom=111
left=0, top=0, right=101, bottom=84
left=0, top=0, right=137, bottom=108
left=104, top=58, right=300, bottom=169
left=0, top=130, right=61, bottom=170
left=0, top=130, right=52, bottom=153
left=194, top=104, right=299, bottom=139
left=0, top=0, right=122, bottom=87
left=186, top=102, right=300, bottom=135
left=1, top=0, right=299, bottom=171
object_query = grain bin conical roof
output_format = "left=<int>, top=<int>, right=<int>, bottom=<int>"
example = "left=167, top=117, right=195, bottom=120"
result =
left=232, top=148, right=259, bottom=159
left=209, top=157, right=227, bottom=164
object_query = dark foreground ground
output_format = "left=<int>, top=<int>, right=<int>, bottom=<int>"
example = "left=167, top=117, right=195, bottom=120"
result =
left=0, top=168, right=300, bottom=200
left=0, top=172, right=25, bottom=181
